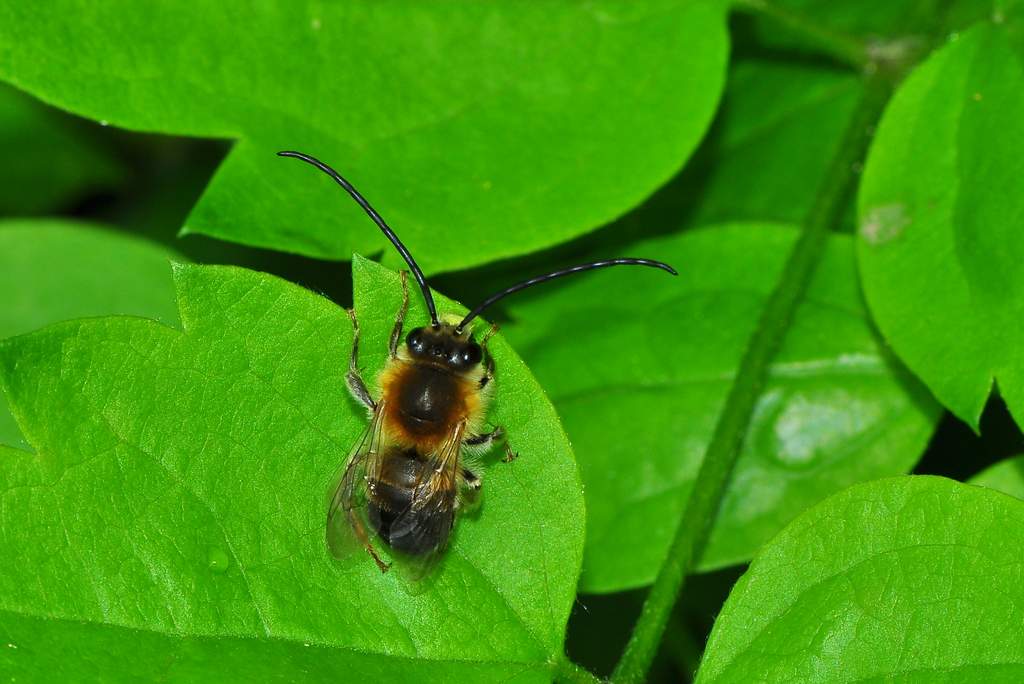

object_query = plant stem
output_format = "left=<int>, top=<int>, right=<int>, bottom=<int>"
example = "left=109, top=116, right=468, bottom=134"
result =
left=609, top=66, right=898, bottom=684
left=556, top=657, right=604, bottom=684
left=732, top=0, right=871, bottom=71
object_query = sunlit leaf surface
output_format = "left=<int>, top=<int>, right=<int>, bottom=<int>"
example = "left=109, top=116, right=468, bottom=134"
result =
left=502, top=224, right=939, bottom=591
left=0, top=1, right=729, bottom=273
left=0, top=259, right=583, bottom=680
left=858, top=21, right=1024, bottom=430
left=698, top=476, right=1024, bottom=682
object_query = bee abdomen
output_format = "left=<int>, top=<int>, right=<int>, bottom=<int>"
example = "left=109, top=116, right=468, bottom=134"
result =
left=367, top=451, right=453, bottom=555
left=368, top=499, right=453, bottom=556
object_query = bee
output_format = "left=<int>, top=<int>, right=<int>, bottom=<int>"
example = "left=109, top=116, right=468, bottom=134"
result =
left=279, top=150, right=677, bottom=574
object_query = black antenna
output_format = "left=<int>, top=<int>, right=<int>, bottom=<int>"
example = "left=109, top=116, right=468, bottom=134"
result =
left=457, top=258, right=677, bottom=331
left=277, top=150, right=440, bottom=326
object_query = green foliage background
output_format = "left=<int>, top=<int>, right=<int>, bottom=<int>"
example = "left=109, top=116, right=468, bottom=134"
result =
left=1, top=1, right=1023, bottom=682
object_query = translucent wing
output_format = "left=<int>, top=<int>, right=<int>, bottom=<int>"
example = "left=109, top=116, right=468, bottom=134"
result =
left=326, top=399, right=390, bottom=572
left=388, top=420, right=466, bottom=582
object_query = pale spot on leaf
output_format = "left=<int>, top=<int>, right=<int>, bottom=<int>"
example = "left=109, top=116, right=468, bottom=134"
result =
left=860, top=203, right=910, bottom=246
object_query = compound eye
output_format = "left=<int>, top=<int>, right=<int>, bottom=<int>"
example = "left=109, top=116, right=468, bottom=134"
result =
left=463, top=343, right=483, bottom=367
left=406, top=328, right=426, bottom=355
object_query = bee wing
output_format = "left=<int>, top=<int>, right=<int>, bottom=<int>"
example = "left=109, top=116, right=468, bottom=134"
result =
left=326, top=400, right=390, bottom=571
left=388, top=421, right=466, bottom=583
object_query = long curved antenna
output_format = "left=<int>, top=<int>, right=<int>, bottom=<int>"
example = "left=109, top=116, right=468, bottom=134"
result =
left=278, top=150, right=439, bottom=326
left=457, top=258, right=677, bottom=331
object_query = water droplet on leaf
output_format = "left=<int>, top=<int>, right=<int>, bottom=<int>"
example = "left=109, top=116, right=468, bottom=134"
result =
left=208, top=547, right=231, bottom=572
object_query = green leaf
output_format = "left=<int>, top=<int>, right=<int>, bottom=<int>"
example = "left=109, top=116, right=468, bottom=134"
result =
left=729, top=0, right=908, bottom=71
left=737, top=0, right=958, bottom=50
left=0, top=259, right=583, bottom=680
left=969, top=454, right=1024, bottom=500
left=0, top=84, right=122, bottom=214
left=0, top=1, right=729, bottom=273
left=0, top=219, right=180, bottom=449
left=501, top=223, right=939, bottom=592
left=0, top=221, right=181, bottom=338
left=857, top=22, right=1024, bottom=430
left=675, top=56, right=861, bottom=230
left=745, top=0, right=912, bottom=37
left=731, top=0, right=1006, bottom=73
left=697, top=476, right=1024, bottom=682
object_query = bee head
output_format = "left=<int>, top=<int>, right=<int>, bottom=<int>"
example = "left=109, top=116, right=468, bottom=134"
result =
left=405, top=323, right=483, bottom=373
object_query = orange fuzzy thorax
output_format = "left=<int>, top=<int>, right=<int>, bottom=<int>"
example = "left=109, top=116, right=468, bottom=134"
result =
left=378, top=358, right=487, bottom=453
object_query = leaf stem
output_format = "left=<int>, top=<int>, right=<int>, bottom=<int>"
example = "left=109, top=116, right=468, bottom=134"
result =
left=609, top=66, right=899, bottom=684
left=731, top=0, right=871, bottom=71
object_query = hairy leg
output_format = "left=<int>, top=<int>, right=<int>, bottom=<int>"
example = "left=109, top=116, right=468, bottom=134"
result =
left=389, top=270, right=410, bottom=359
left=478, top=323, right=499, bottom=389
left=465, top=426, right=518, bottom=463
left=346, top=309, right=375, bottom=410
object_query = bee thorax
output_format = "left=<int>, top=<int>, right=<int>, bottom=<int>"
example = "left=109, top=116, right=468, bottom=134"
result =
left=385, top=363, right=472, bottom=443
left=399, top=367, right=458, bottom=423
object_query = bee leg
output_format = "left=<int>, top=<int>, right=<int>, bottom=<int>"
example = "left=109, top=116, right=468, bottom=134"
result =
left=346, top=505, right=390, bottom=573
left=461, top=467, right=481, bottom=490
left=478, top=323, right=499, bottom=389
left=479, top=354, right=495, bottom=389
left=465, top=426, right=503, bottom=449
left=465, top=426, right=517, bottom=462
left=388, top=270, right=410, bottom=360
left=458, top=468, right=482, bottom=512
left=346, top=309, right=376, bottom=410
